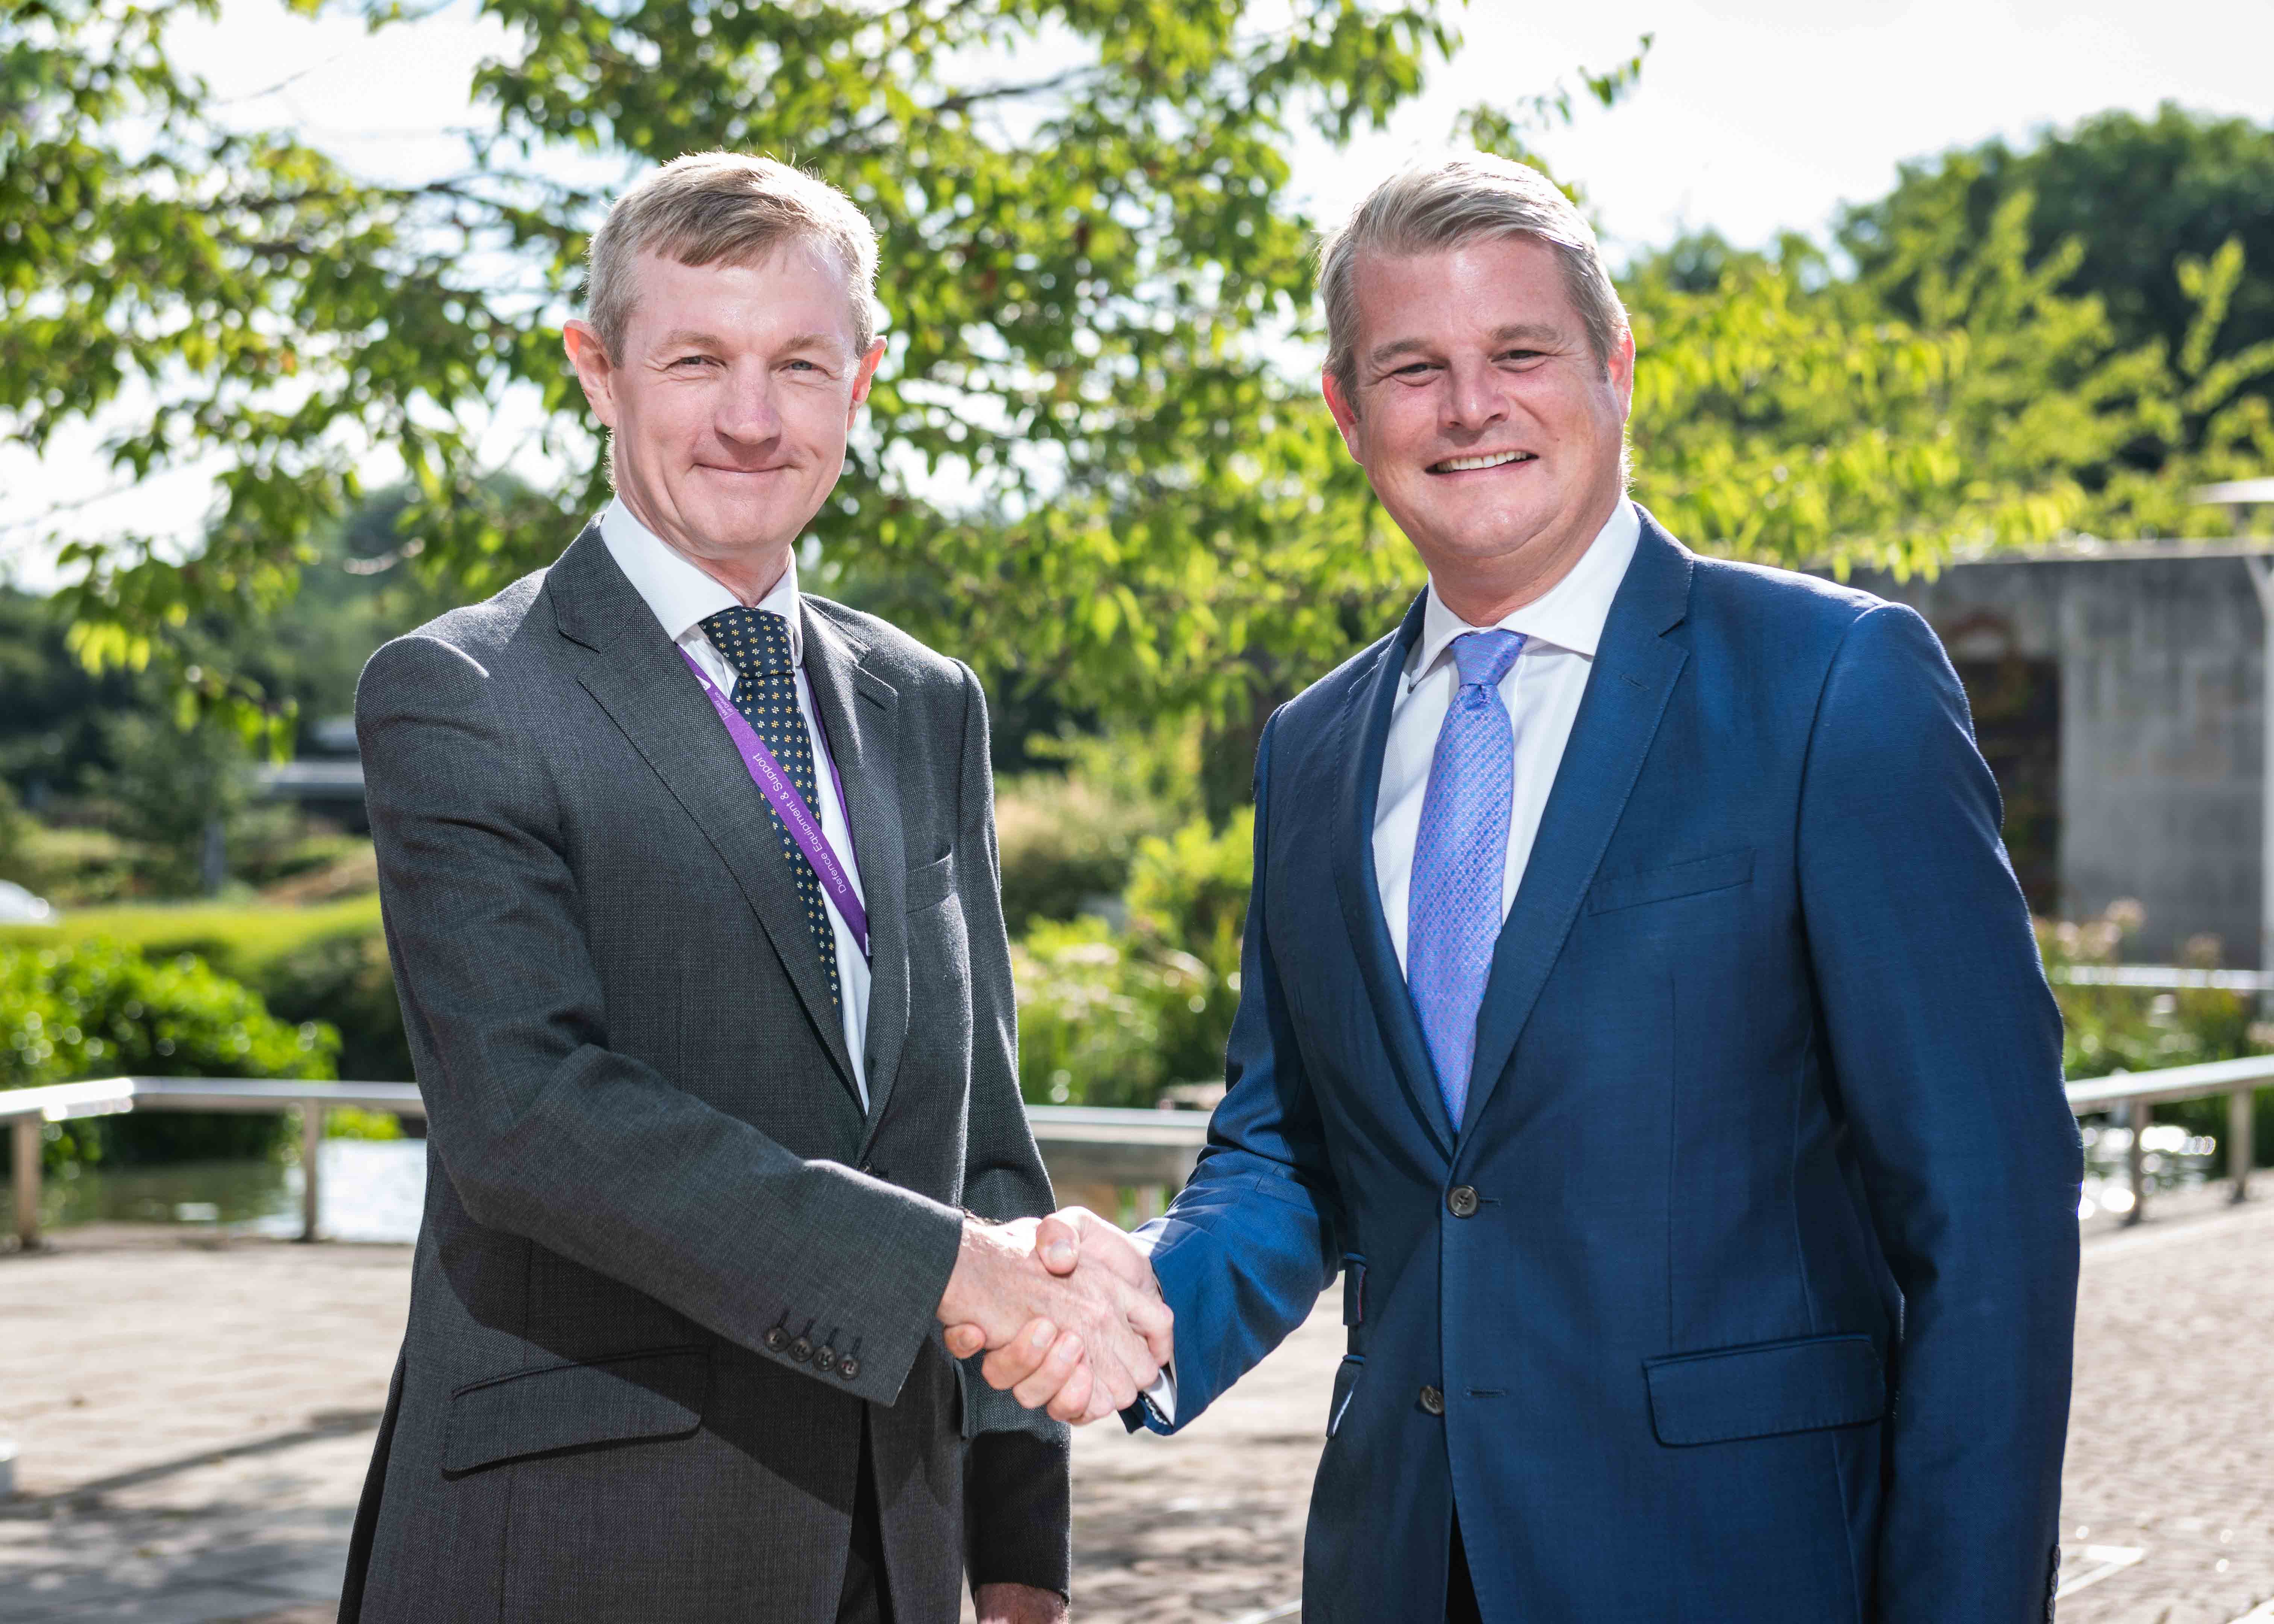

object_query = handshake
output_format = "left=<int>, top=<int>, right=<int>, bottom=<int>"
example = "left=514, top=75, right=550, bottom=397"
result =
left=935, top=1208, right=1170, bottom=1425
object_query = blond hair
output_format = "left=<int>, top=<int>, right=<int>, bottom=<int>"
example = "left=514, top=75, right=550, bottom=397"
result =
left=1318, top=154, right=1628, bottom=401
left=585, top=152, right=882, bottom=359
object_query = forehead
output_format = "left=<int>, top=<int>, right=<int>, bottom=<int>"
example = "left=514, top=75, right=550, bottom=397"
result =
left=1347, top=235, right=1580, bottom=339
left=622, top=241, right=861, bottom=350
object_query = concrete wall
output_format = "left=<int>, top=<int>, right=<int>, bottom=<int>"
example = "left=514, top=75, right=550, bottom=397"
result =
left=1853, top=554, right=2266, bottom=966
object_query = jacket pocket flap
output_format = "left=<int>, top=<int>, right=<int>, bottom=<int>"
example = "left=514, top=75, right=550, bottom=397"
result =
left=1643, top=1332, right=1883, bottom=1447
left=906, top=849, right=957, bottom=913
left=1589, top=848, right=1754, bottom=914
left=444, top=1346, right=709, bottom=1474
left=1326, top=1355, right=1364, bottom=1438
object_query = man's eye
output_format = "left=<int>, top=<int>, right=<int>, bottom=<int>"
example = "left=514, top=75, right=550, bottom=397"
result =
left=673, top=355, right=714, bottom=368
left=786, top=359, right=824, bottom=373
left=1392, top=363, right=1436, bottom=379
left=1499, top=350, right=1543, bottom=364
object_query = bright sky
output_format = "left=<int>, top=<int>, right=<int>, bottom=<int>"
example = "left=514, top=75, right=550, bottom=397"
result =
left=4, top=0, right=2270, bottom=589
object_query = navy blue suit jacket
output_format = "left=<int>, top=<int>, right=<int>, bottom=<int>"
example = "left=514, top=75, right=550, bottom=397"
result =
left=1139, top=512, right=2081, bottom=1622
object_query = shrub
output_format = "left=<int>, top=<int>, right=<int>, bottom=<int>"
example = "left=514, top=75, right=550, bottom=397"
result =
left=995, top=721, right=1203, bottom=933
left=1012, top=807, right=1252, bottom=1109
left=0, top=938, right=339, bottom=1167
left=2041, top=900, right=2274, bottom=1172
left=1013, top=918, right=1214, bottom=1109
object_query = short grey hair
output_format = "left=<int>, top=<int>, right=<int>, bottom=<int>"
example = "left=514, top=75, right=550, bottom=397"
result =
left=585, top=152, right=883, bottom=361
left=1318, top=154, right=1629, bottom=402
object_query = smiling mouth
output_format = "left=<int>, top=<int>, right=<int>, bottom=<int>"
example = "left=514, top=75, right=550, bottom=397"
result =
left=1428, top=450, right=1537, bottom=474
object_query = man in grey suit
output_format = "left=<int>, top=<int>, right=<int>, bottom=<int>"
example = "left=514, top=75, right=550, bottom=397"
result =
left=341, top=151, right=1170, bottom=1624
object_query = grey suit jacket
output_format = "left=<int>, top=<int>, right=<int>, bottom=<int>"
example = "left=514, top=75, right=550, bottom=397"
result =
left=338, top=525, right=1069, bottom=1623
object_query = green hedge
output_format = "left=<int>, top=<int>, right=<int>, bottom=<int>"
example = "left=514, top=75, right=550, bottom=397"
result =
left=1, top=937, right=339, bottom=1166
left=0, top=896, right=409, bottom=1082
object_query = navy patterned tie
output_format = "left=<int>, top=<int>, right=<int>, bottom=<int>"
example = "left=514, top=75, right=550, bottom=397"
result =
left=701, top=606, right=840, bottom=1013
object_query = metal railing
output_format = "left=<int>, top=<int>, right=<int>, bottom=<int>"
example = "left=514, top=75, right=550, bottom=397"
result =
left=3, top=1060, right=2261, bottom=1250
left=0, top=1080, right=1207, bottom=1251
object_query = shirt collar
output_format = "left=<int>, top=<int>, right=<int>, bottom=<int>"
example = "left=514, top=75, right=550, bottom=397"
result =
left=597, top=496, right=802, bottom=665
left=1408, top=497, right=1642, bottom=682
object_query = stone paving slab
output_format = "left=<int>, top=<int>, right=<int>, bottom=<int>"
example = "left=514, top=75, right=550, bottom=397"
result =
left=4, top=1205, right=2272, bottom=1622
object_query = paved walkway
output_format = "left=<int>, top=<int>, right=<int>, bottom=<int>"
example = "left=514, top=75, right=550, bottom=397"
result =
left=3, top=1201, right=2271, bottom=1623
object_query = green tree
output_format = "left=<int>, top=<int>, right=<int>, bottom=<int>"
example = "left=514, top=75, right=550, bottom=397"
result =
left=1839, top=105, right=2274, bottom=435
left=1625, top=194, right=2274, bottom=574
left=13, top=0, right=1649, bottom=744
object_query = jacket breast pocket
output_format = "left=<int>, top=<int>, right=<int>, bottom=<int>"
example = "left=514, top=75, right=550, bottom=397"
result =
left=1642, top=1331, right=1884, bottom=1447
left=906, top=849, right=956, bottom=915
left=442, top=1345, right=709, bottom=1476
left=1588, top=847, right=1754, bottom=915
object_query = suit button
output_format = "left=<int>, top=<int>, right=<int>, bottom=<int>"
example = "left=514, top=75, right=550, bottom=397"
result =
left=790, top=1337, right=814, bottom=1363
left=1419, top=1385, right=1445, bottom=1416
left=838, top=1356, right=861, bottom=1381
left=814, top=1345, right=837, bottom=1370
left=765, top=1327, right=789, bottom=1353
left=1447, top=1185, right=1480, bottom=1218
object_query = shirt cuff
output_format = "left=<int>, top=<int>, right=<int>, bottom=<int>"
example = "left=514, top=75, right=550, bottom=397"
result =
left=1130, top=1223, right=1176, bottom=1424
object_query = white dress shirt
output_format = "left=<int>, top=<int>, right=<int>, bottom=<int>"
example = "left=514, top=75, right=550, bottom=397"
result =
left=599, top=498, right=874, bottom=1109
left=1373, top=498, right=1642, bottom=963
left=1141, top=499, right=1642, bottom=1424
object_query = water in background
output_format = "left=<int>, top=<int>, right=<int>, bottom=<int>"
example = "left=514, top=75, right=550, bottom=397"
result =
left=22, top=1138, right=427, bottom=1242
left=2078, top=1120, right=2219, bottom=1221
left=3, top=1118, right=2223, bottom=1242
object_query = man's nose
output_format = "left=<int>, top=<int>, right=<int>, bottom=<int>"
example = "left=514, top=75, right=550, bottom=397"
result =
left=1441, top=361, right=1510, bottom=433
left=714, top=366, right=783, bottom=445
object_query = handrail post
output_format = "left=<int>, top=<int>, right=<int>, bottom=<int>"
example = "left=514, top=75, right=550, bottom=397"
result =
left=2233, top=1086, right=2257, bottom=1204
left=299, top=1102, right=323, bottom=1243
left=11, top=1118, right=39, bottom=1252
left=2124, top=1098, right=2148, bottom=1227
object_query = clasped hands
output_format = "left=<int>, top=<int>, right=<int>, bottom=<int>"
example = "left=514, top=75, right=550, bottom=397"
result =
left=936, top=1207, right=1169, bottom=1424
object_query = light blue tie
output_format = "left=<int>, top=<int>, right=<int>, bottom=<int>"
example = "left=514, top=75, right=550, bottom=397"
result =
left=1408, top=629, right=1526, bottom=1130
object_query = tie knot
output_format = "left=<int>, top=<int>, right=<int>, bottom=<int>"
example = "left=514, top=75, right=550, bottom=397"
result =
left=702, top=606, right=795, bottom=681
left=1450, top=629, right=1524, bottom=691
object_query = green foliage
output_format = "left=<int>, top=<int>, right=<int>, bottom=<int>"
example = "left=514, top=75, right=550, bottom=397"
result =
left=15, top=0, right=1657, bottom=737
left=0, top=779, right=30, bottom=880
left=1625, top=195, right=2274, bottom=576
left=0, top=895, right=407, bottom=1079
left=2039, top=900, right=2274, bottom=1174
left=0, top=936, right=339, bottom=1166
left=1840, top=105, right=2274, bottom=439
left=1011, top=805, right=1251, bottom=1107
left=994, top=721, right=1204, bottom=932
left=0, top=894, right=383, bottom=966
left=87, top=712, right=255, bottom=894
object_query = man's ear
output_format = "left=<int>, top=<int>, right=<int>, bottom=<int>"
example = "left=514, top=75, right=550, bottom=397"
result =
left=848, top=336, right=887, bottom=421
left=1607, top=327, right=1636, bottom=422
left=1320, top=365, right=1364, bottom=464
left=562, top=319, right=620, bottom=430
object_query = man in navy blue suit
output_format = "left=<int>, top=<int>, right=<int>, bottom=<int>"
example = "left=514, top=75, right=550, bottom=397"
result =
left=962, top=154, right=2083, bottom=1622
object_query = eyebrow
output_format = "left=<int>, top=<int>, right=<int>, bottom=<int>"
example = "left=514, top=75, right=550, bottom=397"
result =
left=1365, top=322, right=1566, bottom=369
left=649, top=329, right=849, bottom=356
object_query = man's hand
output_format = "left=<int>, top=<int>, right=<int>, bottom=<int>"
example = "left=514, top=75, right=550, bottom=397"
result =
left=943, top=1208, right=1169, bottom=1423
left=974, top=1582, right=1069, bottom=1624
left=936, top=1212, right=1171, bottom=1423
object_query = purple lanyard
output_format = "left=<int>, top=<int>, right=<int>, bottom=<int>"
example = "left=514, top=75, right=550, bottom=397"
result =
left=679, top=647, right=870, bottom=957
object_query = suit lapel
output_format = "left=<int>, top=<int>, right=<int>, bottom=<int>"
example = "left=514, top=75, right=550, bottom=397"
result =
left=548, top=527, right=862, bottom=1108
left=799, top=607, right=911, bottom=1141
left=1331, top=594, right=1459, bottom=1162
left=1458, top=515, right=1694, bottom=1141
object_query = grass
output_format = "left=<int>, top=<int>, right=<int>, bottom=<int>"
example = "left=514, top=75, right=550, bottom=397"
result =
left=0, top=893, right=384, bottom=976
